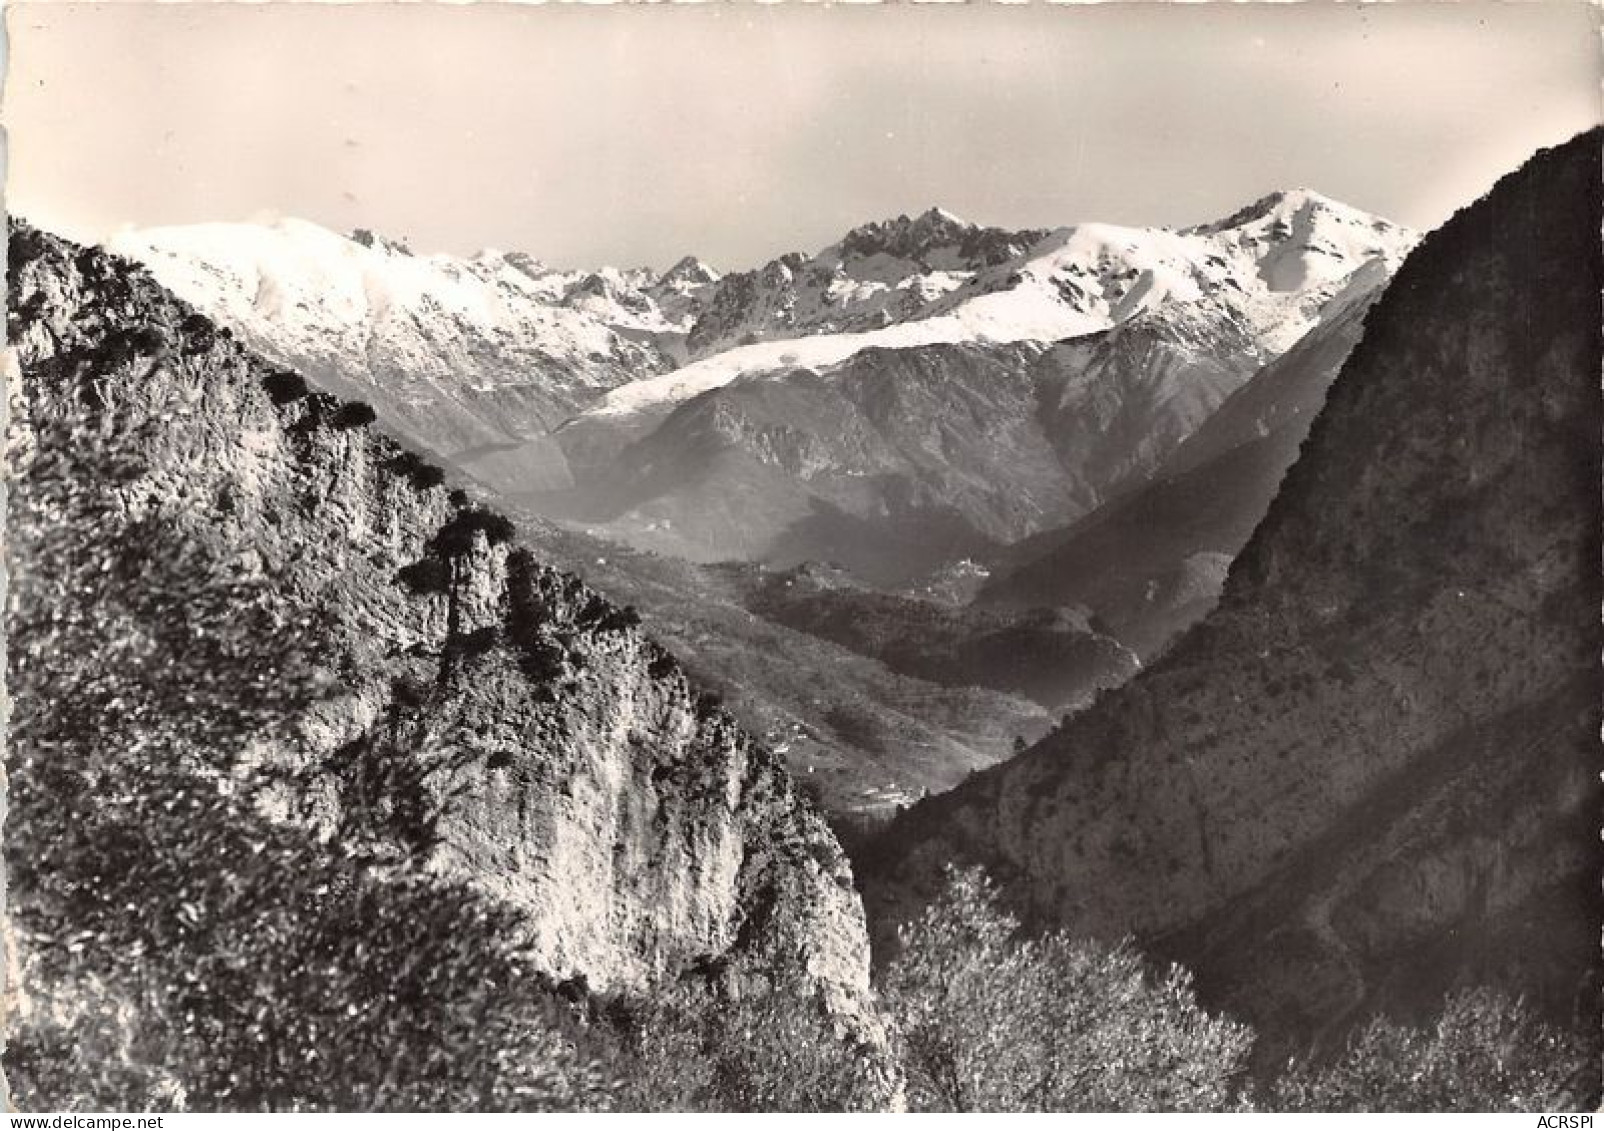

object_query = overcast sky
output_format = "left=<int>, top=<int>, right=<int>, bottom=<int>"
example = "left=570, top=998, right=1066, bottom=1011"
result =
left=6, top=2, right=1599, bottom=270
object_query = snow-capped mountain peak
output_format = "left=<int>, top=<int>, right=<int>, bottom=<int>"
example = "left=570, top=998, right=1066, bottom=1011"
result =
left=658, top=255, right=722, bottom=290
left=1191, top=187, right=1371, bottom=235
left=1187, top=187, right=1411, bottom=295
left=837, top=206, right=976, bottom=263
left=108, top=215, right=695, bottom=492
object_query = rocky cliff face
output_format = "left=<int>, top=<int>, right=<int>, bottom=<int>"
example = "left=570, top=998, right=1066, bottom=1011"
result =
left=862, top=131, right=1603, bottom=1047
left=9, top=223, right=877, bottom=1023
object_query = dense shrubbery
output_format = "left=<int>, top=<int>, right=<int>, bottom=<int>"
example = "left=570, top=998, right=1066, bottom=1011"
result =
left=388, top=449, right=448, bottom=490
left=431, top=507, right=517, bottom=558
left=872, top=867, right=1599, bottom=1113
left=331, top=400, right=379, bottom=429
left=880, top=866, right=1254, bottom=1111
left=261, top=367, right=309, bottom=405
left=606, top=982, right=890, bottom=1112
left=396, top=555, right=453, bottom=595
left=393, top=509, right=521, bottom=604
left=1266, top=989, right=1596, bottom=1112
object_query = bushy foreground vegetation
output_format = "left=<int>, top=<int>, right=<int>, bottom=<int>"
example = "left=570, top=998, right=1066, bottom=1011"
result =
left=881, top=866, right=1252, bottom=1111
left=8, top=401, right=1596, bottom=1112
left=881, top=869, right=1597, bottom=1113
left=1269, top=988, right=1597, bottom=1112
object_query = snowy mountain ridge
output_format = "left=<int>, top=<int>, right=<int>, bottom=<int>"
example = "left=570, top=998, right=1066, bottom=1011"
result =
left=114, top=192, right=1411, bottom=422
left=110, top=218, right=723, bottom=492
left=587, top=189, right=1414, bottom=421
left=114, top=217, right=715, bottom=379
left=109, top=191, right=1413, bottom=504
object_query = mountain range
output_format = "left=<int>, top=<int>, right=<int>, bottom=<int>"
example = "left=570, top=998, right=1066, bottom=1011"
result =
left=106, top=189, right=1417, bottom=820
left=116, top=189, right=1414, bottom=585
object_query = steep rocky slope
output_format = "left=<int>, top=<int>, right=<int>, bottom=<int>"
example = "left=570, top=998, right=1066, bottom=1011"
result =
left=9, top=222, right=876, bottom=1022
left=861, top=132, right=1603, bottom=1048
left=981, top=263, right=1389, bottom=658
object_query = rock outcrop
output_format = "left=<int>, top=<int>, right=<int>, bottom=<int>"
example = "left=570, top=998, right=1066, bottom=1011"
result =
left=862, top=131, right=1603, bottom=1049
left=8, top=222, right=878, bottom=1023
left=684, top=208, right=1048, bottom=359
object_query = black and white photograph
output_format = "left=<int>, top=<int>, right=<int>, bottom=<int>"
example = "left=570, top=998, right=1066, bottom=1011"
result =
left=2, top=0, right=1601, bottom=1112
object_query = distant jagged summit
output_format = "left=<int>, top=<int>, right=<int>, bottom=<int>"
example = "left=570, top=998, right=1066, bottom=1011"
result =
left=838, top=205, right=1053, bottom=271
left=679, top=209, right=1057, bottom=359
left=840, top=206, right=972, bottom=261
left=658, top=254, right=722, bottom=291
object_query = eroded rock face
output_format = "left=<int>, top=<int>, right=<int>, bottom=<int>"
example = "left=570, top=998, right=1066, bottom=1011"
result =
left=862, top=131, right=1604, bottom=1048
left=8, top=224, right=877, bottom=1024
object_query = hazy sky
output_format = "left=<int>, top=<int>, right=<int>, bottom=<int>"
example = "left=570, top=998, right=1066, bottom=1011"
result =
left=6, top=2, right=1600, bottom=270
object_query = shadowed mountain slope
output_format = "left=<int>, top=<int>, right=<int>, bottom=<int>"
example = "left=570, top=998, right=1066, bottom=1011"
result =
left=860, top=131, right=1604, bottom=1051
left=979, top=265, right=1388, bottom=658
